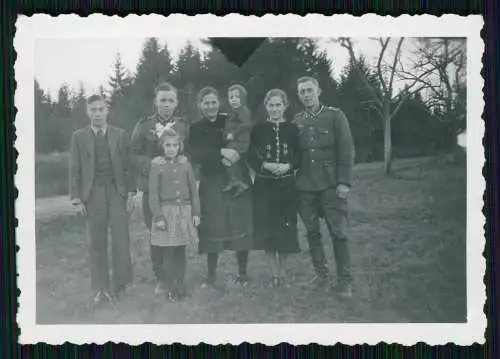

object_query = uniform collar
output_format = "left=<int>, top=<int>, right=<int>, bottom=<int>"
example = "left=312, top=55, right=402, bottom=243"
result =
left=156, top=113, right=176, bottom=125
left=304, top=105, right=325, bottom=120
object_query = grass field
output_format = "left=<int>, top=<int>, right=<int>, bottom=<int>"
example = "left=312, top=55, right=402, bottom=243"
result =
left=35, top=158, right=466, bottom=324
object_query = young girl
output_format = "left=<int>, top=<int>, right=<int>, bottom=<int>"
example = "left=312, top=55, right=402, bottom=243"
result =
left=222, top=84, right=253, bottom=196
left=149, top=128, right=200, bottom=301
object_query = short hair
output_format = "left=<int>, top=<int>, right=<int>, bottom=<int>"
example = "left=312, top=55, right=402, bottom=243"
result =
left=297, top=76, right=320, bottom=89
left=154, top=82, right=178, bottom=97
left=228, top=84, right=248, bottom=105
left=86, top=94, right=106, bottom=105
left=158, top=128, right=182, bottom=150
left=197, top=86, right=219, bottom=104
left=263, top=88, right=289, bottom=108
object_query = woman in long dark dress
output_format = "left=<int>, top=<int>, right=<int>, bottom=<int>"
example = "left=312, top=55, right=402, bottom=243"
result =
left=247, top=89, right=301, bottom=288
left=188, top=87, right=254, bottom=288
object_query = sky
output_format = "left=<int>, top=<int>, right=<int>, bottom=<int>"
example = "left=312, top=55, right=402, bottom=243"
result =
left=35, top=37, right=418, bottom=99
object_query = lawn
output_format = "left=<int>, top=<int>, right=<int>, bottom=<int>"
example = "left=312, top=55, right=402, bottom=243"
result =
left=35, top=158, right=466, bottom=324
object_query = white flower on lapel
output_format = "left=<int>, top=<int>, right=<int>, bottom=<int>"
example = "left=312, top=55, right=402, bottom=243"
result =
left=152, top=122, right=175, bottom=138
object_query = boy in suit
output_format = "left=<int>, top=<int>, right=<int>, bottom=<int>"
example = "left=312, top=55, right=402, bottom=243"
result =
left=69, top=94, right=135, bottom=303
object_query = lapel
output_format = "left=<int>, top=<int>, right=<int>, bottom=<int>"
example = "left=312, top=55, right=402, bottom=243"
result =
left=107, top=126, right=119, bottom=159
left=84, top=126, right=95, bottom=168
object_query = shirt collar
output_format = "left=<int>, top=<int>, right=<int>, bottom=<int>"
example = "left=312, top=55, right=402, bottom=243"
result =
left=91, top=125, right=107, bottom=135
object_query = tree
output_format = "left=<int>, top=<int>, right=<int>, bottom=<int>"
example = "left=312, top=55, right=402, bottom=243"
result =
left=399, top=38, right=467, bottom=151
left=70, top=82, right=88, bottom=131
left=108, top=52, right=132, bottom=102
left=35, top=79, right=55, bottom=153
left=173, top=42, right=204, bottom=122
left=337, top=56, right=383, bottom=162
left=336, top=37, right=429, bottom=174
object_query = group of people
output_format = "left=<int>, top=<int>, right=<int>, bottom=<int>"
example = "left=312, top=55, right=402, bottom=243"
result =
left=69, top=75, right=355, bottom=305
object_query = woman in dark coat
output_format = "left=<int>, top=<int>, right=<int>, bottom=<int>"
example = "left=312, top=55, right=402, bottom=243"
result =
left=188, top=86, right=254, bottom=288
left=247, top=89, right=301, bottom=288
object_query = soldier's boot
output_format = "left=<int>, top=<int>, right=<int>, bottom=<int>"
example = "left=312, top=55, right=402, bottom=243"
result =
left=306, top=232, right=329, bottom=290
left=333, top=238, right=352, bottom=299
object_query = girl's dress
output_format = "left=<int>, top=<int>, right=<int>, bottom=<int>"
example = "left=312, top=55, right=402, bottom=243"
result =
left=148, top=158, right=200, bottom=246
left=247, top=120, right=301, bottom=254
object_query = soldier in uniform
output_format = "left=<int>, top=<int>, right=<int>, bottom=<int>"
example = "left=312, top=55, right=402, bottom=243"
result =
left=130, top=82, right=190, bottom=295
left=293, top=76, right=355, bottom=299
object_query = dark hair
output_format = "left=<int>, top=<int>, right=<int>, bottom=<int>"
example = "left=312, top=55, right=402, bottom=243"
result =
left=197, top=86, right=219, bottom=104
left=228, top=84, right=248, bottom=106
left=264, top=88, right=289, bottom=108
left=86, top=94, right=106, bottom=105
left=154, top=82, right=178, bottom=97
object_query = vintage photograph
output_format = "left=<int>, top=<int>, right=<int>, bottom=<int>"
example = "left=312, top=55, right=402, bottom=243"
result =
left=15, top=14, right=484, bottom=345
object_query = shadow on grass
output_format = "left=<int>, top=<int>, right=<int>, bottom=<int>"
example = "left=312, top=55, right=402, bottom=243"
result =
left=35, top=160, right=467, bottom=324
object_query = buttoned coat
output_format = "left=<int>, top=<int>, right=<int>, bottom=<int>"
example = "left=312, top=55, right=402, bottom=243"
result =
left=293, top=106, right=355, bottom=192
left=69, top=125, right=135, bottom=203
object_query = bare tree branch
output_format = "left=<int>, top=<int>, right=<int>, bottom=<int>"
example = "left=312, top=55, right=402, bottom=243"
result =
left=388, top=37, right=405, bottom=96
left=337, top=37, right=383, bottom=106
left=376, top=38, right=390, bottom=96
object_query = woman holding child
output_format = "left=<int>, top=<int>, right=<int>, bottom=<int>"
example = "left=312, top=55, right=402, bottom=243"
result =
left=247, top=89, right=301, bottom=288
left=188, top=86, right=254, bottom=288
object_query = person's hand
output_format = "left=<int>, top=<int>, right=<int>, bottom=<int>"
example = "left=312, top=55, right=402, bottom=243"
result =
left=152, top=156, right=166, bottom=165
left=274, top=163, right=291, bottom=176
left=263, top=162, right=278, bottom=173
left=177, top=155, right=187, bottom=164
left=335, top=184, right=350, bottom=199
left=155, top=218, right=167, bottom=231
left=222, top=158, right=232, bottom=167
left=221, top=148, right=240, bottom=163
left=126, top=193, right=136, bottom=214
left=71, top=198, right=87, bottom=216
left=192, top=216, right=201, bottom=227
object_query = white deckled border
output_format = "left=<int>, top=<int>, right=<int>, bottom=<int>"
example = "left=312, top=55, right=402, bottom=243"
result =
left=14, top=13, right=485, bottom=345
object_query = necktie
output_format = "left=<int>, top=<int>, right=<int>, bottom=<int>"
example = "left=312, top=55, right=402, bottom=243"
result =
left=97, top=129, right=104, bottom=137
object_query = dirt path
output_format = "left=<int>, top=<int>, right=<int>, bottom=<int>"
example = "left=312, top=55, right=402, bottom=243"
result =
left=35, top=156, right=431, bottom=221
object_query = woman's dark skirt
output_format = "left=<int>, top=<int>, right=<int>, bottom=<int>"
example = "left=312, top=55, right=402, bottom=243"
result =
left=252, top=175, right=300, bottom=254
left=198, top=171, right=253, bottom=254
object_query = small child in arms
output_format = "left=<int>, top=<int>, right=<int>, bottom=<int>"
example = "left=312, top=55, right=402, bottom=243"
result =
left=222, top=84, right=253, bottom=197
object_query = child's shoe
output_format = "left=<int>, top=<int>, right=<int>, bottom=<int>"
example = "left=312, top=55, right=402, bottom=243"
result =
left=154, top=282, right=167, bottom=295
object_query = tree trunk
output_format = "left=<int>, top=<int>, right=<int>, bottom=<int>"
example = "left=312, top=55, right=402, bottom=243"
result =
left=383, top=110, right=392, bottom=175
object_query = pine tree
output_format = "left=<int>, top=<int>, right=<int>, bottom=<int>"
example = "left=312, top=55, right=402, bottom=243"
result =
left=108, top=52, right=129, bottom=102
left=173, top=42, right=204, bottom=122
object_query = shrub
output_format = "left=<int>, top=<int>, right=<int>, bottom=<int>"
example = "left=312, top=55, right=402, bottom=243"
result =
left=36, top=152, right=69, bottom=198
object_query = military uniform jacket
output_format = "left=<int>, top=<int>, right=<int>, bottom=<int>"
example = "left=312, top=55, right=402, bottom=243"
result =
left=130, top=113, right=190, bottom=192
left=293, top=105, right=355, bottom=192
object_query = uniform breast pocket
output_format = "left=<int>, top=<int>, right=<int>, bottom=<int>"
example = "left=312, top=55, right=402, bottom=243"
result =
left=316, top=128, right=334, bottom=148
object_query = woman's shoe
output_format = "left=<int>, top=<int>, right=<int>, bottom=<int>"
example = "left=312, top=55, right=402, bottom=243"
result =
left=235, top=274, right=249, bottom=288
left=154, top=282, right=167, bottom=295
left=265, top=276, right=280, bottom=289
left=279, top=276, right=290, bottom=288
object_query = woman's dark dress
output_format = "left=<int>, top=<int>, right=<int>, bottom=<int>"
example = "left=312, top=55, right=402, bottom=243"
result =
left=247, top=120, right=301, bottom=254
left=188, top=113, right=253, bottom=254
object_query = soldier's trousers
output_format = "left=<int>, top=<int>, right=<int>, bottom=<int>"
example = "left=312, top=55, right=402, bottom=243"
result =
left=142, top=192, right=164, bottom=281
left=298, top=187, right=352, bottom=284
